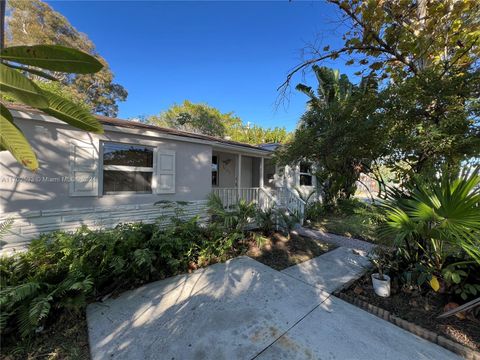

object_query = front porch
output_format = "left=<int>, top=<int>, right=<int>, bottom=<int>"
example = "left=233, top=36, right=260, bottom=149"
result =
left=211, top=149, right=305, bottom=222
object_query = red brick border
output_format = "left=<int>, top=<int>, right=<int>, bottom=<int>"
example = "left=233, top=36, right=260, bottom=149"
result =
left=335, top=292, right=480, bottom=360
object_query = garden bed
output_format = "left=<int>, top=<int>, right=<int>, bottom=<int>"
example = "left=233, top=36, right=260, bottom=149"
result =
left=1, top=312, right=90, bottom=360
left=1, top=231, right=333, bottom=360
left=246, top=231, right=335, bottom=270
left=339, top=272, right=480, bottom=351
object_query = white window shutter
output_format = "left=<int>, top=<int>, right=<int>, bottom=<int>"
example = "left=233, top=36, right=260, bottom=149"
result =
left=155, top=149, right=176, bottom=194
left=69, top=141, right=98, bottom=196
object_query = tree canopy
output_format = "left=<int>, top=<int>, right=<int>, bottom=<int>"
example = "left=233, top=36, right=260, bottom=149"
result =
left=5, top=0, right=127, bottom=117
left=278, top=66, right=384, bottom=203
left=147, top=100, right=291, bottom=145
left=278, top=0, right=480, bottom=203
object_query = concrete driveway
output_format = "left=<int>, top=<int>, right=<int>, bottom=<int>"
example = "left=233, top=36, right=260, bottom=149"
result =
left=87, top=255, right=459, bottom=360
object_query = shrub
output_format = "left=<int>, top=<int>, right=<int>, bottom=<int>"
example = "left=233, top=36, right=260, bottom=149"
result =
left=0, top=197, right=266, bottom=339
left=256, top=207, right=276, bottom=235
left=207, top=193, right=256, bottom=232
left=378, top=167, right=480, bottom=299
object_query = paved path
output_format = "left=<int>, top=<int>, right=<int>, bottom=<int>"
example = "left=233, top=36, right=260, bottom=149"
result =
left=281, top=246, right=372, bottom=293
left=87, top=254, right=458, bottom=360
left=294, top=226, right=375, bottom=253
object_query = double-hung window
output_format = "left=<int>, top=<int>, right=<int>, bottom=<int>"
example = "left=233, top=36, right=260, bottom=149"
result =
left=299, top=162, right=313, bottom=186
left=102, top=142, right=154, bottom=194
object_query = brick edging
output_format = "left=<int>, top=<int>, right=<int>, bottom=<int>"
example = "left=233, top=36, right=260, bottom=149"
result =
left=335, top=292, right=480, bottom=360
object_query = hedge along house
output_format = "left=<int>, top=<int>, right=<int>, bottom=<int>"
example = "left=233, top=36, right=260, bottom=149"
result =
left=0, top=104, right=311, bottom=252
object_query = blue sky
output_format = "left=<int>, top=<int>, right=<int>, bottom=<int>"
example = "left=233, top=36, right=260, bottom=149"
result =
left=46, top=1, right=352, bottom=131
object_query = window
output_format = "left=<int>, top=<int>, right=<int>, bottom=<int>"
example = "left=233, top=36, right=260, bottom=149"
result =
left=299, top=162, right=313, bottom=186
left=212, top=155, right=218, bottom=186
left=102, top=142, right=154, bottom=194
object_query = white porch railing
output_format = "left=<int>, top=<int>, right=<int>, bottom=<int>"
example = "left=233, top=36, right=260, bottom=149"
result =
left=212, top=186, right=306, bottom=224
left=276, top=187, right=306, bottom=224
left=212, top=187, right=260, bottom=209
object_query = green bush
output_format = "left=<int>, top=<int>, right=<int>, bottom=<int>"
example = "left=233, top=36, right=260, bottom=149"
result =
left=0, top=197, right=266, bottom=340
left=379, top=167, right=480, bottom=299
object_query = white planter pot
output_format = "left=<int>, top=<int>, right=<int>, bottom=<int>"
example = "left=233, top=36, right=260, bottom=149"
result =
left=371, top=273, right=391, bottom=297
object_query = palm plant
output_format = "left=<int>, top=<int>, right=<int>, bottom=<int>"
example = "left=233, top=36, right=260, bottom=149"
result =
left=207, top=193, right=256, bottom=232
left=380, top=167, right=480, bottom=270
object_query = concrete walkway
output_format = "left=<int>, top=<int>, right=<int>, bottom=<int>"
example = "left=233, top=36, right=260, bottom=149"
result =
left=281, top=246, right=372, bottom=293
left=87, top=254, right=459, bottom=360
left=294, top=226, right=375, bottom=253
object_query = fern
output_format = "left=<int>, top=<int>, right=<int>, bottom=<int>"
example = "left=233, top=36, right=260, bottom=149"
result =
left=0, top=218, right=14, bottom=240
left=2, top=282, right=41, bottom=303
left=28, top=295, right=52, bottom=323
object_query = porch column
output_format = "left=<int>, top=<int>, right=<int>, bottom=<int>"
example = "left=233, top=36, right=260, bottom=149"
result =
left=237, top=154, right=242, bottom=196
left=259, top=157, right=264, bottom=188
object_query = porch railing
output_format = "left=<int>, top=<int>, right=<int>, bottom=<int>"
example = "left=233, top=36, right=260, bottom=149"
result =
left=212, top=187, right=260, bottom=209
left=276, top=187, right=306, bottom=224
left=211, top=186, right=306, bottom=224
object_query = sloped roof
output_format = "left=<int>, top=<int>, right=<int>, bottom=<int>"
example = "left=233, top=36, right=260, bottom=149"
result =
left=4, top=103, right=272, bottom=152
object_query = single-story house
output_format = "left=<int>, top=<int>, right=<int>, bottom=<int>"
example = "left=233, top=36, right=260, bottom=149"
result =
left=0, top=104, right=316, bottom=251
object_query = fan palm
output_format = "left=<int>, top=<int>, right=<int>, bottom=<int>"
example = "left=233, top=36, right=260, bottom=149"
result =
left=380, top=167, right=480, bottom=269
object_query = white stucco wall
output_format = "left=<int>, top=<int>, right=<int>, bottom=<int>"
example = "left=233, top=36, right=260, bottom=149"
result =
left=0, top=115, right=213, bottom=250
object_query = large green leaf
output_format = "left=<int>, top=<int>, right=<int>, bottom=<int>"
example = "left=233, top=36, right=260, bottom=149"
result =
left=0, top=64, right=49, bottom=108
left=40, top=90, right=104, bottom=133
left=0, top=104, right=39, bottom=171
left=1, top=45, right=103, bottom=74
left=4, top=62, right=59, bottom=81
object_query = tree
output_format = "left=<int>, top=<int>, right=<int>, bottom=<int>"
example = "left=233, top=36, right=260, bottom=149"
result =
left=148, top=100, right=242, bottom=137
left=147, top=100, right=291, bottom=144
left=280, top=0, right=480, bottom=180
left=5, top=0, right=127, bottom=117
left=277, top=66, right=384, bottom=204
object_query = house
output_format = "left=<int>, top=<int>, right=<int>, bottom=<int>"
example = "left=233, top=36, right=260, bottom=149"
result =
left=0, top=104, right=314, bottom=251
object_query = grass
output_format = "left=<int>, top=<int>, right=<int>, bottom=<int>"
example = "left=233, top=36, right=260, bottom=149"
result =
left=312, top=213, right=380, bottom=243
left=309, top=199, right=388, bottom=244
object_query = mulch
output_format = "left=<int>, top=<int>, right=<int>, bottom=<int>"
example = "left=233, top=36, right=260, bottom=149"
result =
left=340, top=273, right=480, bottom=351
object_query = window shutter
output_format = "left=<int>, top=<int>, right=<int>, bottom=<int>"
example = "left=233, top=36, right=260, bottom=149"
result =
left=69, top=141, right=98, bottom=196
left=155, top=150, right=176, bottom=194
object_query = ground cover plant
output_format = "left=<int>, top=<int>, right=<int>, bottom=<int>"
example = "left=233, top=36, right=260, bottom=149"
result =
left=307, top=198, right=387, bottom=244
left=0, top=198, right=329, bottom=359
left=340, top=168, right=480, bottom=350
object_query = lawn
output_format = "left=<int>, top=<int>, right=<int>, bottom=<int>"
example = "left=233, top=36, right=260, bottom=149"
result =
left=309, top=199, right=387, bottom=244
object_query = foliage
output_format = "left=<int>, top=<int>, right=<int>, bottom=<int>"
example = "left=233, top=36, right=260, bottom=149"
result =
left=378, top=168, right=480, bottom=300
left=148, top=100, right=242, bottom=137
left=147, top=100, right=291, bottom=144
left=255, top=207, right=276, bottom=236
left=279, top=0, right=480, bottom=187
left=310, top=199, right=386, bottom=243
left=282, top=0, right=480, bottom=90
left=6, top=0, right=128, bottom=117
left=0, top=44, right=104, bottom=171
left=0, top=218, right=14, bottom=240
left=275, top=209, right=299, bottom=239
left=277, top=66, right=384, bottom=205
left=207, top=193, right=256, bottom=232
left=304, top=202, right=324, bottom=222
left=0, top=197, right=269, bottom=339
left=369, top=246, right=394, bottom=280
